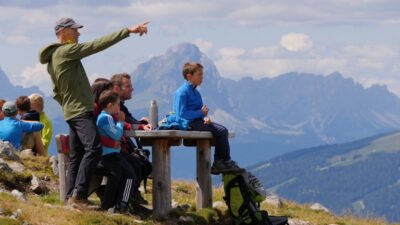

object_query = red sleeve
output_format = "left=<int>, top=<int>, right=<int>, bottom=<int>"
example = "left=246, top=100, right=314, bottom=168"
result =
left=124, top=122, right=131, bottom=130
left=100, top=134, right=117, bottom=148
left=138, top=124, right=145, bottom=130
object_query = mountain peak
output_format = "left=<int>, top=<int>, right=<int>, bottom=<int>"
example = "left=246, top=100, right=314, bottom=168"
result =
left=166, top=43, right=202, bottom=60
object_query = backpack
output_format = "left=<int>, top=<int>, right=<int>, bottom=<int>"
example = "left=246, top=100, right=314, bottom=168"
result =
left=223, top=172, right=289, bottom=225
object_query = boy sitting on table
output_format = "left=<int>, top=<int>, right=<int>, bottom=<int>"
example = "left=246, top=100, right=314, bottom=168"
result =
left=173, top=62, right=245, bottom=175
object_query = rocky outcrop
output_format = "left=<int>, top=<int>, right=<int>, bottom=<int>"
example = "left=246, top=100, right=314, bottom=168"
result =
left=30, top=175, right=49, bottom=194
left=263, top=194, right=283, bottom=208
left=0, top=140, right=21, bottom=162
left=310, top=203, right=330, bottom=213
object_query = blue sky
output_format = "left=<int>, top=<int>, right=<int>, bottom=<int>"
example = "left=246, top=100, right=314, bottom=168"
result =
left=1, top=0, right=400, bottom=96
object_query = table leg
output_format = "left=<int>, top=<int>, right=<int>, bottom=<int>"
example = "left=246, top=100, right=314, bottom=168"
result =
left=196, top=139, right=212, bottom=211
left=152, top=139, right=171, bottom=217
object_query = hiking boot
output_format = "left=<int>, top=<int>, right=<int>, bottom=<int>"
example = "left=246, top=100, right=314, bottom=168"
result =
left=67, top=196, right=91, bottom=209
left=133, top=191, right=149, bottom=205
left=211, top=160, right=246, bottom=175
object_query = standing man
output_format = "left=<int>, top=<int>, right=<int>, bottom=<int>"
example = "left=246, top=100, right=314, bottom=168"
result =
left=39, top=18, right=150, bottom=207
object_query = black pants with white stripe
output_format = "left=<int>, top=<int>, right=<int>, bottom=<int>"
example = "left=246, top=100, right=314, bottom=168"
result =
left=118, top=155, right=137, bottom=206
left=98, top=152, right=137, bottom=210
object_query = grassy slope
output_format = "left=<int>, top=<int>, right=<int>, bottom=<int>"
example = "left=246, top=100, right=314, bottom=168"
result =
left=0, top=155, right=398, bottom=225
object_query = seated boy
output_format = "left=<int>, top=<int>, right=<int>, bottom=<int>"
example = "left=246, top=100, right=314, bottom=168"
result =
left=0, top=101, right=44, bottom=150
left=96, top=90, right=137, bottom=213
left=173, top=62, right=245, bottom=175
left=15, top=96, right=46, bottom=156
left=29, top=94, right=53, bottom=155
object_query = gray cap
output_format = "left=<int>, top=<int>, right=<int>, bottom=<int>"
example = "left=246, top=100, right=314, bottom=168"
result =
left=54, top=17, right=83, bottom=34
left=2, top=101, right=17, bottom=115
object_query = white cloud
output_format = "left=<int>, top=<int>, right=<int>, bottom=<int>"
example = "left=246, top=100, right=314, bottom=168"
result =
left=2, top=35, right=33, bottom=45
left=280, top=33, right=313, bottom=52
left=11, top=63, right=52, bottom=96
left=193, top=38, right=213, bottom=54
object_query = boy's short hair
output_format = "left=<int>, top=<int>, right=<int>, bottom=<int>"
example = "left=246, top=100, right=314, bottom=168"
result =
left=29, top=94, right=44, bottom=110
left=2, top=101, right=17, bottom=116
left=182, top=62, right=203, bottom=80
left=16, top=96, right=31, bottom=112
left=98, top=90, right=120, bottom=110
left=110, top=73, right=131, bottom=87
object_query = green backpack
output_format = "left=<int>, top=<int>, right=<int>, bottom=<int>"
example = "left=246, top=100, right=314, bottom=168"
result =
left=223, top=173, right=288, bottom=225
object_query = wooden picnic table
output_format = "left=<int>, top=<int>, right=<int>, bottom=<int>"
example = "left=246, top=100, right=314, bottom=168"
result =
left=124, top=129, right=234, bottom=217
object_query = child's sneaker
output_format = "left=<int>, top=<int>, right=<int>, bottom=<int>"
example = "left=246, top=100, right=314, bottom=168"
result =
left=211, top=160, right=245, bottom=175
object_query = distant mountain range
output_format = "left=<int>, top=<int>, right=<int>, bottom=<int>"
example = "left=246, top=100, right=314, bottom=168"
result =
left=2, top=43, right=400, bottom=175
left=126, top=43, right=400, bottom=165
left=248, top=130, right=400, bottom=222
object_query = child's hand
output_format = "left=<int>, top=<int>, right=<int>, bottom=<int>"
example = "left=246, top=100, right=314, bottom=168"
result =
left=201, top=105, right=209, bottom=116
left=204, top=117, right=211, bottom=125
left=117, top=111, right=125, bottom=122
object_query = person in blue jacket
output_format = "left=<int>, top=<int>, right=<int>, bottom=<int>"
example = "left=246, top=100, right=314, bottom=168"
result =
left=173, top=62, right=245, bottom=175
left=0, top=101, right=44, bottom=149
left=96, top=90, right=137, bottom=214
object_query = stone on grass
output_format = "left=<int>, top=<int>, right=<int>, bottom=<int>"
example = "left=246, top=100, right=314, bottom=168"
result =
left=11, top=189, right=28, bottom=201
left=212, top=201, right=226, bottom=209
left=0, top=140, right=21, bottom=161
left=310, top=203, right=330, bottom=213
left=172, top=199, right=179, bottom=208
left=288, top=219, right=311, bottom=225
left=8, top=162, right=25, bottom=173
left=20, top=149, right=34, bottom=157
left=30, top=175, right=49, bottom=194
left=0, top=158, right=13, bottom=173
left=49, top=156, right=58, bottom=176
left=263, top=194, right=283, bottom=208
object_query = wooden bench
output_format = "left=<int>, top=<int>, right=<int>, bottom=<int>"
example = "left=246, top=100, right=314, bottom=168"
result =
left=55, top=100, right=234, bottom=218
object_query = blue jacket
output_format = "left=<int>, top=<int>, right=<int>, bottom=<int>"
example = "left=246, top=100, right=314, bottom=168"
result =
left=0, top=117, right=44, bottom=149
left=173, top=81, right=204, bottom=122
left=96, top=111, right=124, bottom=156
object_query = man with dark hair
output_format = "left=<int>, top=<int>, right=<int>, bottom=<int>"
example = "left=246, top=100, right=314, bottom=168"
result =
left=39, top=17, right=150, bottom=208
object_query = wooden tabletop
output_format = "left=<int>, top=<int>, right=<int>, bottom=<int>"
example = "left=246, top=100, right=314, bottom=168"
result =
left=124, top=130, right=235, bottom=139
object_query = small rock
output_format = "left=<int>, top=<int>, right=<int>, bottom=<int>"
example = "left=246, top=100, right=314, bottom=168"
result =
left=213, top=201, right=226, bottom=208
left=288, top=219, right=311, bottom=225
left=263, top=194, right=283, bottom=208
left=43, top=175, right=50, bottom=181
left=23, top=222, right=32, bottom=225
left=0, top=158, right=13, bottom=173
left=44, top=203, right=53, bottom=208
left=20, top=149, right=34, bottom=157
left=14, top=209, right=23, bottom=218
left=310, top=203, right=330, bottom=213
left=49, top=156, right=59, bottom=176
left=30, top=174, right=49, bottom=194
left=0, top=140, right=21, bottom=161
left=0, top=207, right=3, bottom=215
left=172, top=199, right=179, bottom=208
left=11, top=189, right=28, bottom=201
left=178, top=216, right=194, bottom=224
left=8, top=162, right=25, bottom=173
